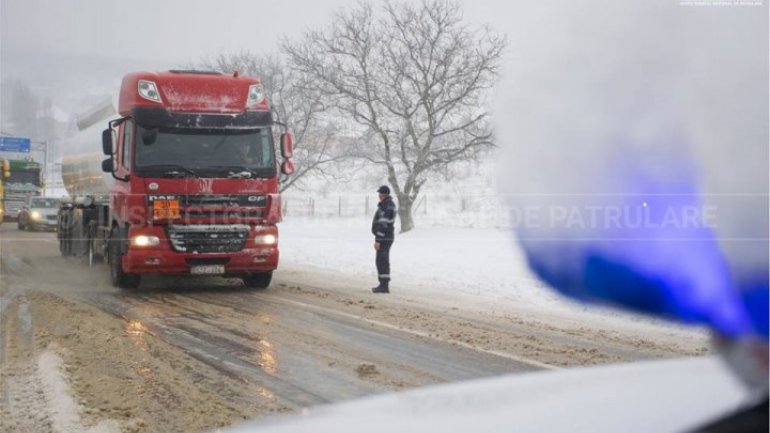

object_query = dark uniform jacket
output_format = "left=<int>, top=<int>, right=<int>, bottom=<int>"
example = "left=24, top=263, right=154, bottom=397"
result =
left=371, top=196, right=397, bottom=242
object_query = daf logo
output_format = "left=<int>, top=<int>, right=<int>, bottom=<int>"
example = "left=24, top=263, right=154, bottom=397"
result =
left=148, top=182, right=159, bottom=190
left=210, top=234, right=219, bottom=239
left=247, top=196, right=259, bottom=202
left=148, top=195, right=177, bottom=200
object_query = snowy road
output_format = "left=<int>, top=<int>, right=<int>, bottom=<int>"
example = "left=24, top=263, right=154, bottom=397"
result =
left=0, top=225, right=710, bottom=433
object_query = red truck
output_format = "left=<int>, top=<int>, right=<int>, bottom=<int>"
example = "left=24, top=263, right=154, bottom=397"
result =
left=58, top=70, right=294, bottom=289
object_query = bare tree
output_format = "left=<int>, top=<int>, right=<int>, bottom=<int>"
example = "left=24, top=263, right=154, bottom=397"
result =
left=198, top=52, right=343, bottom=192
left=283, top=0, right=505, bottom=232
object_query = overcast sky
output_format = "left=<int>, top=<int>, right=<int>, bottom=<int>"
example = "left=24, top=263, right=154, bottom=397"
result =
left=0, top=0, right=344, bottom=62
left=1, top=0, right=510, bottom=63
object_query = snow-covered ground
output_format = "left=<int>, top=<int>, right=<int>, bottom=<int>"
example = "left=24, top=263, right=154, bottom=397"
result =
left=280, top=217, right=541, bottom=304
left=278, top=217, right=711, bottom=340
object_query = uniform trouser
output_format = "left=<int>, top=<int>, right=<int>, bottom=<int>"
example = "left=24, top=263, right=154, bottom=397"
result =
left=376, top=240, right=393, bottom=282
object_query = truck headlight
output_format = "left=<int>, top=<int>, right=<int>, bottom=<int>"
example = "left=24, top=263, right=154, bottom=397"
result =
left=138, top=80, right=162, bottom=103
left=247, top=84, right=264, bottom=105
left=30, top=211, right=42, bottom=220
left=132, top=235, right=160, bottom=247
left=254, top=234, right=276, bottom=245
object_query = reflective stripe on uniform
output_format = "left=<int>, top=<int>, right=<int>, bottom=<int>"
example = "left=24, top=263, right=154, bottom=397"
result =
left=379, top=274, right=390, bottom=279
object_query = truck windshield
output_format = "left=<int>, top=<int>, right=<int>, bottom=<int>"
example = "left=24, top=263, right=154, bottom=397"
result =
left=8, top=170, right=41, bottom=187
left=134, top=126, right=275, bottom=177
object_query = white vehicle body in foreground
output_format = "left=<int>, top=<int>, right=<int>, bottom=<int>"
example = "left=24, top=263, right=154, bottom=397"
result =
left=225, top=355, right=751, bottom=433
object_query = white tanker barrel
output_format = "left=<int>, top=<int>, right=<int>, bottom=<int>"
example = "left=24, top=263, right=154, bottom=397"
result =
left=61, top=98, right=116, bottom=198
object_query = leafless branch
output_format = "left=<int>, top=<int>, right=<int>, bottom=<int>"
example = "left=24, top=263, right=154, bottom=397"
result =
left=282, top=0, right=504, bottom=231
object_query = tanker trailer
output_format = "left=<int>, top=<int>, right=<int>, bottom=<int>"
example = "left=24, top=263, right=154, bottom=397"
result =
left=58, top=98, right=116, bottom=262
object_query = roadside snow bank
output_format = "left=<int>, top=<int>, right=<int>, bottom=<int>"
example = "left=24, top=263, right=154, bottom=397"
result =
left=278, top=218, right=710, bottom=340
left=37, top=348, right=121, bottom=433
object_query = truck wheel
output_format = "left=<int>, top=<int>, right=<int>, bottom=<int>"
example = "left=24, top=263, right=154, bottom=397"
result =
left=242, top=272, right=272, bottom=289
left=60, top=237, right=69, bottom=256
left=59, top=228, right=70, bottom=256
left=109, top=229, right=140, bottom=289
left=60, top=228, right=75, bottom=257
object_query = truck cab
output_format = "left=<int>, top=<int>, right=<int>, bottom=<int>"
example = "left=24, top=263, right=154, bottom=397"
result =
left=58, top=70, right=294, bottom=289
left=2, top=159, right=42, bottom=221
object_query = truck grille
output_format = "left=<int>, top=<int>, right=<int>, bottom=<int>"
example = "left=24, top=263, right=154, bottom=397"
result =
left=3, top=196, right=27, bottom=215
left=182, top=209, right=264, bottom=219
left=183, top=194, right=266, bottom=207
left=4, top=202, right=23, bottom=215
left=166, top=225, right=249, bottom=253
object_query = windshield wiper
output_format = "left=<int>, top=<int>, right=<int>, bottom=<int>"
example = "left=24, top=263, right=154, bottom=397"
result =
left=227, top=171, right=253, bottom=179
left=205, top=165, right=256, bottom=179
left=137, top=164, right=199, bottom=177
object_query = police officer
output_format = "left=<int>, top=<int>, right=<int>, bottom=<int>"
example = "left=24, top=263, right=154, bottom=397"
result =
left=371, top=185, right=396, bottom=293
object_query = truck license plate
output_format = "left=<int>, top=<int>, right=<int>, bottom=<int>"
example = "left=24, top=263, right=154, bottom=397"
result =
left=190, top=265, right=225, bottom=275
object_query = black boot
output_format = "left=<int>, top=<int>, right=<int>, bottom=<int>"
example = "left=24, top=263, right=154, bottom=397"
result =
left=372, top=278, right=389, bottom=293
left=371, top=278, right=382, bottom=292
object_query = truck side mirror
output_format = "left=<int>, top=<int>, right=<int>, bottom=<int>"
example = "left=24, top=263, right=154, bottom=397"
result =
left=280, top=132, right=294, bottom=159
left=102, top=129, right=113, bottom=155
left=101, top=157, right=114, bottom=173
left=281, top=159, right=295, bottom=176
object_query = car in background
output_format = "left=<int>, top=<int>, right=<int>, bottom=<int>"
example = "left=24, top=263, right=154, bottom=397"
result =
left=17, top=196, right=59, bottom=231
